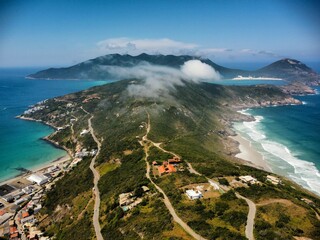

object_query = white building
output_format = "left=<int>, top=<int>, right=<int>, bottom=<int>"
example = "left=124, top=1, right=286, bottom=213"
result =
left=47, top=165, right=60, bottom=173
left=266, top=175, right=281, bottom=185
left=27, top=174, right=49, bottom=185
left=186, top=190, right=203, bottom=200
left=22, top=186, right=34, bottom=194
left=80, top=129, right=90, bottom=136
left=239, top=175, right=258, bottom=184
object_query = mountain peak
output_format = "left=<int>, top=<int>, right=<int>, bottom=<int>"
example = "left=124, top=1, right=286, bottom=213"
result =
left=280, top=58, right=301, bottom=65
left=27, top=54, right=319, bottom=85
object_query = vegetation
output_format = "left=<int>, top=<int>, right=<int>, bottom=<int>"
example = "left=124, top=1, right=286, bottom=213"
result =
left=26, top=78, right=320, bottom=239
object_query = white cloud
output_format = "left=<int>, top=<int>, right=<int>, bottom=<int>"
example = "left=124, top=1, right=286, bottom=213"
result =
left=181, top=60, right=220, bottom=81
left=101, top=60, right=220, bottom=98
left=94, top=37, right=283, bottom=62
left=97, top=37, right=198, bottom=55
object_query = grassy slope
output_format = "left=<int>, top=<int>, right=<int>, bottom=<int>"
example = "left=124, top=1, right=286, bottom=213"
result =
left=27, top=79, right=320, bottom=239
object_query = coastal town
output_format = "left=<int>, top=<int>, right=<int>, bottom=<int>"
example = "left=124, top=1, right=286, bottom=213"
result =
left=0, top=145, right=100, bottom=240
left=0, top=101, right=285, bottom=240
left=1, top=87, right=319, bottom=240
left=0, top=100, right=100, bottom=239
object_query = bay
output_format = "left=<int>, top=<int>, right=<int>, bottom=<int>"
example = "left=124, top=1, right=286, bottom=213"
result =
left=0, top=68, right=107, bottom=182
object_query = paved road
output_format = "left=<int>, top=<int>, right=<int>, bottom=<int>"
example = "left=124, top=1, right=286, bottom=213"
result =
left=236, top=193, right=256, bottom=240
left=140, top=113, right=207, bottom=240
left=144, top=115, right=255, bottom=239
left=88, top=115, right=104, bottom=240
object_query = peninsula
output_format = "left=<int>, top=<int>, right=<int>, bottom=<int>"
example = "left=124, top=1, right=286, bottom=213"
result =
left=1, top=55, right=319, bottom=240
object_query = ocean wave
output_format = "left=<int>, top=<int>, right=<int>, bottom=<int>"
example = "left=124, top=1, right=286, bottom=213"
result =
left=242, top=115, right=266, bottom=141
left=236, top=112, right=320, bottom=195
left=237, top=109, right=251, bottom=115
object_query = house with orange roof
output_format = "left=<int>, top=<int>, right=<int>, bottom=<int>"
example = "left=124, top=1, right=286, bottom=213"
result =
left=157, top=161, right=177, bottom=176
left=9, top=226, right=18, bottom=235
left=22, top=211, right=29, bottom=219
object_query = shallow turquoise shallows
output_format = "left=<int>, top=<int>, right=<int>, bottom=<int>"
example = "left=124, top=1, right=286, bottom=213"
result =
left=1, top=68, right=319, bottom=196
left=0, top=68, right=107, bottom=182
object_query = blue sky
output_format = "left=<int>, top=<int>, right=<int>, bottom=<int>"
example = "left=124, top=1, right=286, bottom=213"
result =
left=0, top=0, right=319, bottom=67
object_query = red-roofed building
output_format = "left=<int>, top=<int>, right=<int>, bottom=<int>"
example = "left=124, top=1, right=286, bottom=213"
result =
left=157, top=161, right=176, bottom=176
left=0, top=209, right=6, bottom=216
left=9, top=226, right=18, bottom=234
left=22, top=211, right=29, bottom=218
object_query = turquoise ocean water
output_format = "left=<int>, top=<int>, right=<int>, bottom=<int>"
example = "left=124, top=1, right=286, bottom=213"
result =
left=213, top=75, right=320, bottom=195
left=233, top=90, right=320, bottom=195
left=0, top=68, right=106, bottom=182
left=1, top=68, right=319, bottom=196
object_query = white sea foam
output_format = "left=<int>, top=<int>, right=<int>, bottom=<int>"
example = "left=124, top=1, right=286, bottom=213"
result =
left=235, top=111, right=320, bottom=195
left=237, top=109, right=251, bottom=115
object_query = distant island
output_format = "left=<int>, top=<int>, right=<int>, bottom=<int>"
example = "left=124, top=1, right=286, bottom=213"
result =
left=28, top=53, right=320, bottom=86
left=9, top=55, right=319, bottom=239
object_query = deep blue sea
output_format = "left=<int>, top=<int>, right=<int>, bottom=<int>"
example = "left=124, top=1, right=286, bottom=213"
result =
left=234, top=88, right=320, bottom=195
left=0, top=68, right=319, bottom=196
left=0, top=68, right=106, bottom=182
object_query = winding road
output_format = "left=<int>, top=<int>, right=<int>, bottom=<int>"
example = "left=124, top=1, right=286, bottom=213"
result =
left=236, top=193, right=256, bottom=240
left=140, top=113, right=207, bottom=240
left=141, top=112, right=256, bottom=240
left=82, top=106, right=104, bottom=240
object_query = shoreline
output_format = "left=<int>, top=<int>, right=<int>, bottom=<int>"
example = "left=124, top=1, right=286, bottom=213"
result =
left=230, top=108, right=320, bottom=197
left=0, top=116, right=72, bottom=187
left=0, top=154, right=71, bottom=186
left=230, top=134, right=271, bottom=172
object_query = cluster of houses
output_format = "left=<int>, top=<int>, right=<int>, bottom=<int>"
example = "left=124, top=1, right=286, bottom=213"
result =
left=0, top=187, right=49, bottom=239
left=152, top=156, right=183, bottom=177
left=23, top=101, right=48, bottom=115
left=74, top=148, right=97, bottom=158
left=0, top=163, right=68, bottom=239
left=237, top=175, right=281, bottom=186
left=70, top=148, right=97, bottom=168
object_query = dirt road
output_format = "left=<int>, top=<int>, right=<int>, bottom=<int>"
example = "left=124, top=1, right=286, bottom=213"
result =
left=88, top=115, right=104, bottom=240
left=140, top=112, right=207, bottom=240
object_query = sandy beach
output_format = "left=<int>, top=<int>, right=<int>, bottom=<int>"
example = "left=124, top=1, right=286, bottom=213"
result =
left=231, top=134, right=271, bottom=172
left=0, top=154, right=71, bottom=187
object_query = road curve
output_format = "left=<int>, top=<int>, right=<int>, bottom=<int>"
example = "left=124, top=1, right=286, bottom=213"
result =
left=236, top=193, right=256, bottom=240
left=88, top=115, right=104, bottom=240
left=140, top=113, right=207, bottom=240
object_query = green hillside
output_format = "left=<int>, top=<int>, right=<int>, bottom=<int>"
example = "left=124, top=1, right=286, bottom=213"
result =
left=24, top=80, right=320, bottom=239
